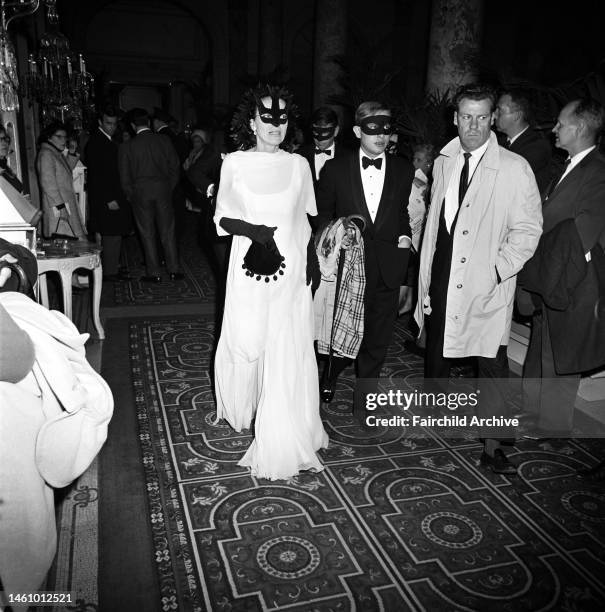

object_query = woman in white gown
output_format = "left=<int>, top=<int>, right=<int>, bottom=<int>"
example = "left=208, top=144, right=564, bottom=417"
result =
left=213, top=85, right=328, bottom=480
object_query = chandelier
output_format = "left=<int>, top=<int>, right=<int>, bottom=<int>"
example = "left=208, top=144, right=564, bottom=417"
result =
left=25, top=0, right=94, bottom=129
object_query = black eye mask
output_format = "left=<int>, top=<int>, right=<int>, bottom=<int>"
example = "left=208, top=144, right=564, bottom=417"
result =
left=359, top=115, right=392, bottom=135
left=257, top=95, right=288, bottom=126
left=312, top=125, right=336, bottom=141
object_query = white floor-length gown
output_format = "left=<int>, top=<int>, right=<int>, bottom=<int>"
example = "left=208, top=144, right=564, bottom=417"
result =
left=213, top=150, right=328, bottom=480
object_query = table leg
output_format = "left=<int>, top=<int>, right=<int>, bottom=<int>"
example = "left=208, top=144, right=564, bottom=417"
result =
left=92, top=263, right=105, bottom=340
left=59, top=269, right=73, bottom=321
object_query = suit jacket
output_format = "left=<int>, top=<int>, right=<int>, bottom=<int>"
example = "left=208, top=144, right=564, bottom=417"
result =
left=157, top=125, right=188, bottom=164
left=84, top=129, right=132, bottom=235
left=316, top=150, right=413, bottom=289
left=299, top=142, right=349, bottom=189
left=541, top=148, right=605, bottom=253
left=415, top=132, right=543, bottom=358
left=118, top=130, right=179, bottom=203
left=508, top=127, right=552, bottom=193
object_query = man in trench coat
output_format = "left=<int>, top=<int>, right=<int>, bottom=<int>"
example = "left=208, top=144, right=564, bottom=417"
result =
left=415, top=83, right=543, bottom=474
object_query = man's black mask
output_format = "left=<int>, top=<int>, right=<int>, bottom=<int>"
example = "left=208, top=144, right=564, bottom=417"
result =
left=257, top=95, right=288, bottom=127
left=312, top=125, right=336, bottom=142
left=359, top=115, right=392, bottom=135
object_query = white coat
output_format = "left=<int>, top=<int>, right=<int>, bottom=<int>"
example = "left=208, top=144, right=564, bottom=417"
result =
left=415, top=132, right=542, bottom=358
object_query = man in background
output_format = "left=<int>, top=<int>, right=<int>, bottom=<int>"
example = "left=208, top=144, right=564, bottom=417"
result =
left=495, top=89, right=552, bottom=193
left=118, top=108, right=183, bottom=283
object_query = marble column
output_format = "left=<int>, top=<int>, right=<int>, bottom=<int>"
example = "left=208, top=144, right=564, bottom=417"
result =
left=313, top=0, right=348, bottom=114
left=426, top=0, right=484, bottom=94
left=258, top=0, right=283, bottom=76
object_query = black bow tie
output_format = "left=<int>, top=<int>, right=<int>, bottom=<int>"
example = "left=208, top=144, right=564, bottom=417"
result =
left=315, top=148, right=331, bottom=156
left=362, top=156, right=382, bottom=170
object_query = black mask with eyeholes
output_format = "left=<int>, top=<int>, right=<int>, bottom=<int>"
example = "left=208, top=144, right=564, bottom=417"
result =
left=256, top=95, right=288, bottom=127
left=312, top=125, right=336, bottom=141
left=359, top=115, right=392, bottom=135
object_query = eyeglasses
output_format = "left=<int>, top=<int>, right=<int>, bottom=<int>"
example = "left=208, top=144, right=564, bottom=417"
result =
left=0, top=136, right=10, bottom=143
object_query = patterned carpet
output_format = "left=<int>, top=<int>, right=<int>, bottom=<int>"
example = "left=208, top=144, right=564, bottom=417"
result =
left=128, top=316, right=605, bottom=612
left=101, top=213, right=218, bottom=307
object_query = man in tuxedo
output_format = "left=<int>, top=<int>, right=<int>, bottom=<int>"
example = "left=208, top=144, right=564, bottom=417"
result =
left=316, top=101, right=414, bottom=399
left=299, top=107, right=347, bottom=192
left=415, top=83, right=542, bottom=474
left=522, top=98, right=605, bottom=434
left=84, top=104, right=133, bottom=281
left=118, top=108, right=184, bottom=282
left=495, top=89, right=552, bottom=193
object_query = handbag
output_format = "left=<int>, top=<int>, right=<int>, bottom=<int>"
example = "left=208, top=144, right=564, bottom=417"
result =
left=242, top=240, right=286, bottom=282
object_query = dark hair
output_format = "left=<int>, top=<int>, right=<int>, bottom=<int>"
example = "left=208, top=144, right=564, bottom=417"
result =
left=501, top=88, right=532, bottom=124
left=40, top=121, right=67, bottom=143
left=311, top=106, right=338, bottom=126
left=354, top=101, right=390, bottom=125
left=413, top=142, right=437, bottom=162
left=99, top=103, right=118, bottom=120
left=570, top=97, right=605, bottom=136
left=230, top=83, right=298, bottom=151
left=453, top=83, right=497, bottom=112
left=129, top=108, right=149, bottom=127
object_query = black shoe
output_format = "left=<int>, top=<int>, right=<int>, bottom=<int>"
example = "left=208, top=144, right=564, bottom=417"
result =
left=404, top=339, right=425, bottom=358
left=169, top=272, right=185, bottom=281
left=480, top=449, right=518, bottom=475
left=141, top=275, right=162, bottom=283
left=576, top=460, right=605, bottom=482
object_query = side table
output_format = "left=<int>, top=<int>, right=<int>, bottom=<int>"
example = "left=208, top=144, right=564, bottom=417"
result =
left=37, top=242, right=105, bottom=339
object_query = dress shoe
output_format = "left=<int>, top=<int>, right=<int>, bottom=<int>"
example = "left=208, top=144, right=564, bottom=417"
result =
left=169, top=272, right=185, bottom=281
left=480, top=448, right=518, bottom=475
left=141, top=275, right=162, bottom=283
left=576, top=459, right=605, bottom=482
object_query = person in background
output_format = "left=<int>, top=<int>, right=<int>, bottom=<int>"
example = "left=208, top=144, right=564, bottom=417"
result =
left=36, top=121, right=87, bottom=239
left=398, top=143, right=436, bottom=317
left=495, top=89, right=552, bottom=193
left=84, top=104, right=133, bottom=282
left=299, top=106, right=348, bottom=193
left=0, top=125, right=23, bottom=193
left=118, top=107, right=183, bottom=283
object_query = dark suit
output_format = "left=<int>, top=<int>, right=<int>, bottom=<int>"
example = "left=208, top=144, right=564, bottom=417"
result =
left=118, top=129, right=181, bottom=276
left=507, top=128, right=552, bottom=193
left=299, top=142, right=348, bottom=190
left=317, top=150, right=413, bottom=377
left=85, top=129, right=132, bottom=275
left=523, top=148, right=605, bottom=432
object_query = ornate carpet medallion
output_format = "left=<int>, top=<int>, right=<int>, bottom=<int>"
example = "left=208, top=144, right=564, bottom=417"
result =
left=130, top=318, right=605, bottom=611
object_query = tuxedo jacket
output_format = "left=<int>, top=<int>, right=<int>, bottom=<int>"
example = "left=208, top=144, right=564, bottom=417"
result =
left=316, top=150, right=414, bottom=289
left=508, top=128, right=552, bottom=194
left=299, top=142, right=349, bottom=189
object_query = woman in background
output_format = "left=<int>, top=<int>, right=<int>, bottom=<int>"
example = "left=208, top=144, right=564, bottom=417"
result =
left=36, top=121, right=86, bottom=239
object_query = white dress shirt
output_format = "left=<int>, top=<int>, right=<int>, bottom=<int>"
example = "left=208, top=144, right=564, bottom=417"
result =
left=444, top=138, right=490, bottom=232
left=508, top=125, right=529, bottom=146
left=314, top=143, right=335, bottom=179
left=359, top=149, right=386, bottom=223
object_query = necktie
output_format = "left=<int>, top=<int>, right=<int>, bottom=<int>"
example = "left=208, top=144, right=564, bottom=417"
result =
left=544, top=158, right=571, bottom=200
left=315, top=148, right=331, bottom=156
left=458, top=152, right=472, bottom=206
left=362, top=156, right=382, bottom=170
